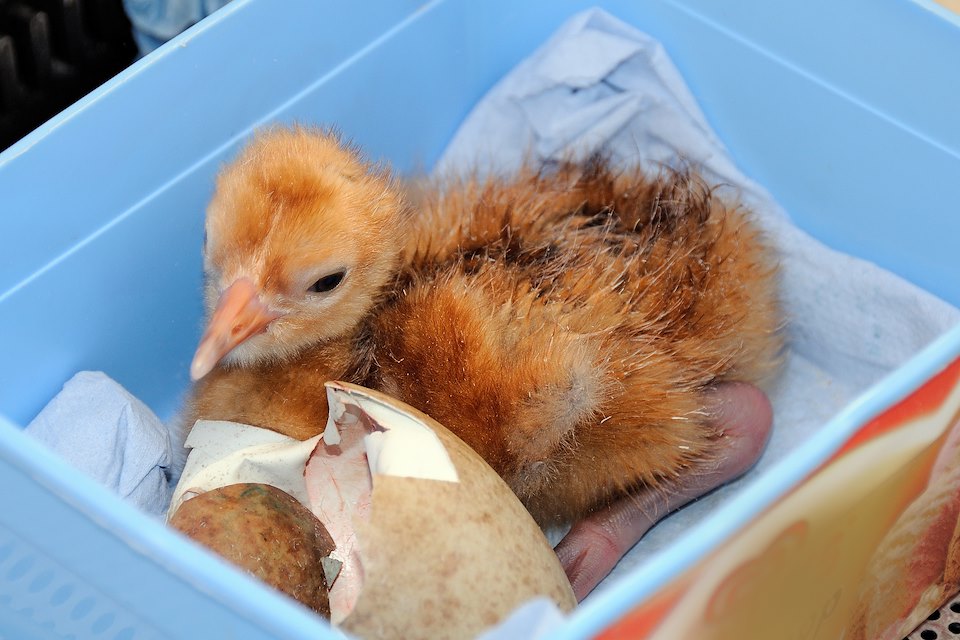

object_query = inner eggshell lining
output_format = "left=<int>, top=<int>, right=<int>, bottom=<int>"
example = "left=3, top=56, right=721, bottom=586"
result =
left=311, top=382, right=461, bottom=622
left=323, top=383, right=460, bottom=484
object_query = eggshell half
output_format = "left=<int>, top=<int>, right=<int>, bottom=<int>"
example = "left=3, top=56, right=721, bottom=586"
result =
left=322, top=382, right=576, bottom=639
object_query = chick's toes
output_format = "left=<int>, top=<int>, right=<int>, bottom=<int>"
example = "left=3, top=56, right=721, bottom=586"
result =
left=554, top=382, right=773, bottom=601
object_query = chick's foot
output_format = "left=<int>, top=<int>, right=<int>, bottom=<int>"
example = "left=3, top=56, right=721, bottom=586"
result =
left=554, top=382, right=773, bottom=601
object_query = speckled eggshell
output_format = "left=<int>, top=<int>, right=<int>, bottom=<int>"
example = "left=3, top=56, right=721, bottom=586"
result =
left=339, top=388, right=576, bottom=640
left=169, top=482, right=336, bottom=618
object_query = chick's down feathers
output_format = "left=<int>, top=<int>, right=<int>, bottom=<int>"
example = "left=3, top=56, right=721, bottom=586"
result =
left=374, top=157, right=782, bottom=523
left=186, top=128, right=783, bottom=525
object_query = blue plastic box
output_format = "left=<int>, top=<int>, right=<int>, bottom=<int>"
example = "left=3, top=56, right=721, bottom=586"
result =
left=1, top=1, right=959, bottom=638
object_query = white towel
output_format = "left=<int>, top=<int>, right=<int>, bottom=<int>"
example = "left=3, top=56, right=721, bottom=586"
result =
left=24, top=371, right=174, bottom=518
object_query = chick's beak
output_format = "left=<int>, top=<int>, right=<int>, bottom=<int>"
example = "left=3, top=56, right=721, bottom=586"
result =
left=190, top=277, right=282, bottom=381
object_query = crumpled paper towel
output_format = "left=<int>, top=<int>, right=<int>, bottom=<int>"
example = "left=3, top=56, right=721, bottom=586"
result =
left=24, top=371, right=174, bottom=518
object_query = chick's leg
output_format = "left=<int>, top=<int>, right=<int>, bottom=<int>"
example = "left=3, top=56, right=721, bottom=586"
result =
left=554, top=382, right=773, bottom=602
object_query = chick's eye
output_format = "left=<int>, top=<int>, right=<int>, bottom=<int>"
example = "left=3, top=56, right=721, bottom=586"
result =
left=309, top=271, right=346, bottom=293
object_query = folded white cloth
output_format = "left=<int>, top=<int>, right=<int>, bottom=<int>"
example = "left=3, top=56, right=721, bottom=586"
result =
left=25, top=371, right=174, bottom=518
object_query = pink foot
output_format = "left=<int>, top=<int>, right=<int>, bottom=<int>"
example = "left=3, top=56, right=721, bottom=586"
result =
left=554, top=382, right=773, bottom=601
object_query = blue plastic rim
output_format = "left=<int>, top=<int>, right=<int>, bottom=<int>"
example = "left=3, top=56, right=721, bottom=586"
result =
left=0, top=0, right=958, bottom=638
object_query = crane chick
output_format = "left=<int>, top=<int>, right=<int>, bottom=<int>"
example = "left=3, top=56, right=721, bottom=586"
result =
left=185, top=126, right=782, bottom=529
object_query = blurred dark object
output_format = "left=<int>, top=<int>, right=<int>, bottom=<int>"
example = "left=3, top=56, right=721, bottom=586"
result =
left=0, top=0, right=136, bottom=151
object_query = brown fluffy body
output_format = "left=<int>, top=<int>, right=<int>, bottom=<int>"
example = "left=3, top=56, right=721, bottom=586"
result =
left=187, top=128, right=783, bottom=525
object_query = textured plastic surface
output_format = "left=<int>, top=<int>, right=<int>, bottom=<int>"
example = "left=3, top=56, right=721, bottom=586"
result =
left=908, top=593, right=960, bottom=639
left=0, top=0, right=958, bottom=638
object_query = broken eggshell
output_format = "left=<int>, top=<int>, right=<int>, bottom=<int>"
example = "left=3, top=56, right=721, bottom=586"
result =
left=168, top=482, right=336, bottom=618
left=314, top=381, right=576, bottom=639
left=167, top=382, right=575, bottom=638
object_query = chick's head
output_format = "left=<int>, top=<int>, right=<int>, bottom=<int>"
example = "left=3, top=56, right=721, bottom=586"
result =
left=191, top=127, right=408, bottom=380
